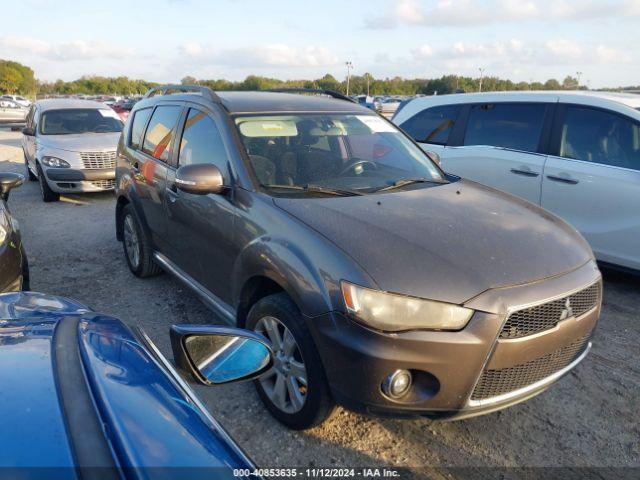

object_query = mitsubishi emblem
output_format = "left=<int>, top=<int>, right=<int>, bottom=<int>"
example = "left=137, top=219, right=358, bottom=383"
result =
left=559, top=298, right=574, bottom=321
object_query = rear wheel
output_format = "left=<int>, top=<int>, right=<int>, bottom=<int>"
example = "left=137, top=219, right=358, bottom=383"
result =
left=121, top=204, right=162, bottom=278
left=36, top=163, right=59, bottom=202
left=247, top=293, right=335, bottom=430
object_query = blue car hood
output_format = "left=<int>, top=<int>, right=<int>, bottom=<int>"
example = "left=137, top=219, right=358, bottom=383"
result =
left=0, top=292, right=252, bottom=476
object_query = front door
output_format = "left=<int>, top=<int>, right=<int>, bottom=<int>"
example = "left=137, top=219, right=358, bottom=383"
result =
left=439, top=102, right=552, bottom=205
left=165, top=106, right=237, bottom=305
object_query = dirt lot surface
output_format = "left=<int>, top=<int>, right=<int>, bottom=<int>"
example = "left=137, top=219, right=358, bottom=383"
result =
left=1, top=127, right=638, bottom=478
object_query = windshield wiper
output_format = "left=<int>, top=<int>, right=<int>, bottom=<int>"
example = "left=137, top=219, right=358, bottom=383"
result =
left=375, top=177, right=449, bottom=193
left=261, top=184, right=365, bottom=196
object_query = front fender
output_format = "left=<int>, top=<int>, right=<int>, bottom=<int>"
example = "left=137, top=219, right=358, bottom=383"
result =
left=232, top=234, right=377, bottom=318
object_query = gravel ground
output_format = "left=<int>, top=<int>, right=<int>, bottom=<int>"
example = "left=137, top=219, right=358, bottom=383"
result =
left=1, top=127, right=638, bottom=478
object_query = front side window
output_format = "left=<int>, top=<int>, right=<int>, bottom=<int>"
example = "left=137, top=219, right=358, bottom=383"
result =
left=129, top=107, right=152, bottom=150
left=234, top=113, right=444, bottom=194
left=39, top=109, right=123, bottom=135
left=178, top=109, right=228, bottom=172
left=560, top=106, right=640, bottom=170
left=142, top=105, right=182, bottom=162
left=464, top=103, right=546, bottom=152
left=399, top=104, right=461, bottom=145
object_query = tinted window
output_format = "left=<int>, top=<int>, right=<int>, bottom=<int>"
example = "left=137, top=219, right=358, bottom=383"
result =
left=464, top=103, right=546, bottom=152
left=129, top=108, right=152, bottom=150
left=40, top=109, right=123, bottom=135
left=178, top=109, right=228, bottom=171
left=400, top=104, right=460, bottom=145
left=142, top=105, right=182, bottom=162
left=560, top=106, right=640, bottom=170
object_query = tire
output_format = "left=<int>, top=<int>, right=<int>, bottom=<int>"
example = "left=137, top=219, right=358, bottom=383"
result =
left=24, top=152, right=37, bottom=181
left=247, top=293, right=335, bottom=430
left=36, top=163, right=59, bottom=202
left=120, top=203, right=162, bottom=278
left=21, top=247, right=30, bottom=291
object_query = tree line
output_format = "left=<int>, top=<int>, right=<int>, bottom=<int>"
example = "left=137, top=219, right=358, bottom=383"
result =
left=1, top=59, right=638, bottom=97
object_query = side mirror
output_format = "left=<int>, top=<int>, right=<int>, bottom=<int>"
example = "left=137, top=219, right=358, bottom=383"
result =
left=424, top=150, right=442, bottom=167
left=170, top=325, right=273, bottom=385
left=22, top=127, right=35, bottom=136
left=0, top=172, right=24, bottom=201
left=175, top=163, right=225, bottom=195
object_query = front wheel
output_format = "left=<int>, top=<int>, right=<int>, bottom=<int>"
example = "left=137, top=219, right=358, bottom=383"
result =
left=247, top=293, right=335, bottom=430
left=36, top=164, right=59, bottom=202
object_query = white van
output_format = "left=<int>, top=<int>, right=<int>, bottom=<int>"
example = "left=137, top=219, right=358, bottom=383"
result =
left=393, top=91, right=640, bottom=272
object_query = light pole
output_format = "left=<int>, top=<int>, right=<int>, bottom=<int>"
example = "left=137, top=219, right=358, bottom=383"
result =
left=576, top=71, right=583, bottom=88
left=478, top=67, right=485, bottom=92
left=345, top=61, right=354, bottom=96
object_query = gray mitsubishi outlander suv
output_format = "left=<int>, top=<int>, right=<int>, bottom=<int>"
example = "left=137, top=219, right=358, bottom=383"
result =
left=115, top=85, right=602, bottom=429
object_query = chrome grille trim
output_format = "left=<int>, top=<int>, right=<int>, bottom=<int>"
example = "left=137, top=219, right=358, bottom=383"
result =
left=89, top=179, right=116, bottom=190
left=80, top=151, right=117, bottom=169
left=499, top=281, right=601, bottom=339
left=468, top=339, right=591, bottom=407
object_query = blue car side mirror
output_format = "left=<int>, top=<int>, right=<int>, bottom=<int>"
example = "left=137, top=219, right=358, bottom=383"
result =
left=170, top=325, right=273, bottom=385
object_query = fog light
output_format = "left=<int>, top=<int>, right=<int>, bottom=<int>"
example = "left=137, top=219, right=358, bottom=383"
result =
left=382, top=369, right=412, bottom=399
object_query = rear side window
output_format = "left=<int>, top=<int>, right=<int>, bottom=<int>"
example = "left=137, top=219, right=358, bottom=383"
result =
left=142, top=105, right=182, bottom=162
left=399, top=104, right=461, bottom=145
left=129, top=108, right=152, bottom=150
left=560, top=106, right=640, bottom=170
left=178, top=108, right=228, bottom=172
left=464, top=103, right=546, bottom=152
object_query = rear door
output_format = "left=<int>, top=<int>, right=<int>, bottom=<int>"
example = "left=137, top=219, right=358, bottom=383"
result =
left=541, top=104, right=640, bottom=270
left=129, top=103, right=184, bottom=251
left=165, top=105, right=237, bottom=305
left=435, top=102, right=552, bottom=204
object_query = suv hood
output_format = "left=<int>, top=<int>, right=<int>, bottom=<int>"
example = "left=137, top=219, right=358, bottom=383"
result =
left=274, top=180, right=593, bottom=305
left=37, top=132, right=120, bottom=152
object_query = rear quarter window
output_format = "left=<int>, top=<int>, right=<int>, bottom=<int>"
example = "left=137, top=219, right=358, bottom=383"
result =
left=129, top=107, right=153, bottom=150
left=399, top=104, right=461, bottom=145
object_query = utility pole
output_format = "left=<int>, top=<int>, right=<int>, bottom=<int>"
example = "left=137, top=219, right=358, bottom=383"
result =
left=478, top=67, right=485, bottom=92
left=345, top=61, right=354, bottom=96
left=576, top=71, right=583, bottom=89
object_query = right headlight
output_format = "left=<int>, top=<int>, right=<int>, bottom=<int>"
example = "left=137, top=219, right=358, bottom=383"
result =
left=41, top=156, right=70, bottom=168
left=341, top=281, right=474, bottom=332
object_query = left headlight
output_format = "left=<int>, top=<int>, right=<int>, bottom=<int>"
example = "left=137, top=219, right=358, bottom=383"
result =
left=41, top=156, right=70, bottom=168
left=341, top=281, right=474, bottom=332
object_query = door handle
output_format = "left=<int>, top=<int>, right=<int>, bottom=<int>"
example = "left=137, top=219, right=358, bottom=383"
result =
left=510, top=168, right=539, bottom=177
left=546, top=174, right=579, bottom=185
left=131, top=161, right=139, bottom=172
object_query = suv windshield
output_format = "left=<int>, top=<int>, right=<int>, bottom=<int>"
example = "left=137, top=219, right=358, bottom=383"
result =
left=234, top=113, right=445, bottom=194
left=40, top=109, right=123, bottom=135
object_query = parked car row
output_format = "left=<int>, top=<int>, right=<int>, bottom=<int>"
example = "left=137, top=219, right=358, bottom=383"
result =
left=2, top=85, right=622, bottom=476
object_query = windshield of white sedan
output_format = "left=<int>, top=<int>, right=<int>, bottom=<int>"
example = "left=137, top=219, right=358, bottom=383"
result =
left=40, top=109, right=123, bottom=135
left=234, top=114, right=445, bottom=195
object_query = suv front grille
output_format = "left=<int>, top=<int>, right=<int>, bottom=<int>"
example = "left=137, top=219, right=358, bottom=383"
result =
left=471, top=335, right=589, bottom=400
left=499, top=282, right=601, bottom=339
left=90, top=179, right=116, bottom=190
left=80, top=151, right=117, bottom=169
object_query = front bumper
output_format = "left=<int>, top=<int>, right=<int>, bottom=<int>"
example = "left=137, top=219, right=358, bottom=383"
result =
left=44, top=167, right=115, bottom=193
left=307, top=261, right=601, bottom=419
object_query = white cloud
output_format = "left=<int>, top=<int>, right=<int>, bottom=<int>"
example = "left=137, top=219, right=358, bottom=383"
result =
left=545, top=39, right=583, bottom=60
left=366, top=0, right=640, bottom=28
left=180, top=43, right=339, bottom=68
left=0, top=36, right=135, bottom=60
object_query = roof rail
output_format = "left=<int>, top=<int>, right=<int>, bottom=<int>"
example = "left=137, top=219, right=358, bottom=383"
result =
left=265, top=88, right=356, bottom=104
left=143, top=85, right=222, bottom=103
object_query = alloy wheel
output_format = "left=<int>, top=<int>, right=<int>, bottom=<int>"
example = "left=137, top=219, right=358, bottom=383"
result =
left=255, top=315, right=308, bottom=413
left=123, top=215, right=141, bottom=268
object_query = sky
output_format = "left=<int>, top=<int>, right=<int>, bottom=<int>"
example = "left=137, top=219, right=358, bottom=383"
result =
left=1, top=0, right=639, bottom=88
